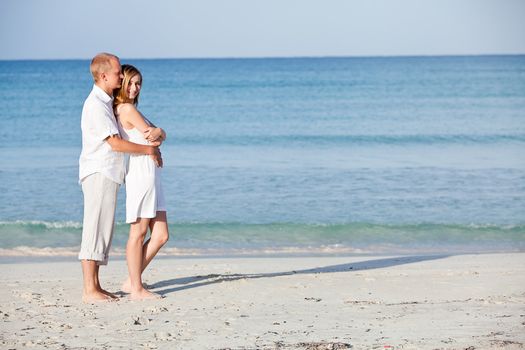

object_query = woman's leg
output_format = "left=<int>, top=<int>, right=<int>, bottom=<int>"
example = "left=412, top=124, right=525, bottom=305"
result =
left=127, top=217, right=158, bottom=299
left=139, top=211, right=169, bottom=272
left=122, top=212, right=169, bottom=294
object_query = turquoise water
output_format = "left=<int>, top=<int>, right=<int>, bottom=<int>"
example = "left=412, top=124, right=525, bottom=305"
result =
left=0, top=56, right=524, bottom=255
left=0, top=221, right=523, bottom=255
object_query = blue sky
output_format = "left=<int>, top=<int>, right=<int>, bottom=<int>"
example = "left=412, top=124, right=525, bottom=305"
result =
left=1, top=0, right=524, bottom=59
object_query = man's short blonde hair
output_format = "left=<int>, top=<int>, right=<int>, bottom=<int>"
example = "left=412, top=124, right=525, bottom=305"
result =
left=90, top=53, right=119, bottom=82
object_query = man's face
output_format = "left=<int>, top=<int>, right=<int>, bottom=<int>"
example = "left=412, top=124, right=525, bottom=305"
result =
left=104, top=58, right=124, bottom=90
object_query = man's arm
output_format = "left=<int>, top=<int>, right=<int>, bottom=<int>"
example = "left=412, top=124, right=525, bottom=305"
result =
left=105, top=134, right=162, bottom=167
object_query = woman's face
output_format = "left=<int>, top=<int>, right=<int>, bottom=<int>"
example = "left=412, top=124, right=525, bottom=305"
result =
left=127, top=74, right=142, bottom=99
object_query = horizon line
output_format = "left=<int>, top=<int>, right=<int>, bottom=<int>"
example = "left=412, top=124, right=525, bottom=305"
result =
left=1, top=53, right=525, bottom=62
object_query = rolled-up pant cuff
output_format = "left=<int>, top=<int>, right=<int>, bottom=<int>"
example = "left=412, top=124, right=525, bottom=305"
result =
left=78, top=251, right=109, bottom=265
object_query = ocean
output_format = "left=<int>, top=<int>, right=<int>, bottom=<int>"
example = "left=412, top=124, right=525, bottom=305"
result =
left=0, top=55, right=524, bottom=257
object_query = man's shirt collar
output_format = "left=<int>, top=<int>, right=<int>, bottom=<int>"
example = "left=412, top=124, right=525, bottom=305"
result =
left=92, top=84, right=113, bottom=104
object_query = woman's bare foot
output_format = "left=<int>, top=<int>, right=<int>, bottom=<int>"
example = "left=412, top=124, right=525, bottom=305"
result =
left=121, top=278, right=132, bottom=293
left=82, top=290, right=115, bottom=303
left=121, top=279, right=148, bottom=294
left=129, top=288, right=162, bottom=301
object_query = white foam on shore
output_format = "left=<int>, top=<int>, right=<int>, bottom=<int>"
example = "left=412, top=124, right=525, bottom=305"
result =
left=0, top=245, right=372, bottom=258
left=0, top=220, right=83, bottom=229
left=2, top=243, right=520, bottom=259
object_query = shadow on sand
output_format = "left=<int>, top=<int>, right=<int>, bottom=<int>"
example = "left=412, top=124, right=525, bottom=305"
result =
left=150, top=255, right=449, bottom=296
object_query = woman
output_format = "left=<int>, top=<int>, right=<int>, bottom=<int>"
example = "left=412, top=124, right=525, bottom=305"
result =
left=114, top=64, right=169, bottom=300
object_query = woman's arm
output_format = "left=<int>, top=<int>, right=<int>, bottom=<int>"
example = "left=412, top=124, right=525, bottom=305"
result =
left=118, top=103, right=152, bottom=133
left=119, top=104, right=166, bottom=143
left=144, top=126, right=166, bottom=143
left=141, top=116, right=166, bottom=143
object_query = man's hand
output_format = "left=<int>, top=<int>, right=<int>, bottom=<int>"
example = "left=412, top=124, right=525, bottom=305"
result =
left=149, top=147, right=163, bottom=168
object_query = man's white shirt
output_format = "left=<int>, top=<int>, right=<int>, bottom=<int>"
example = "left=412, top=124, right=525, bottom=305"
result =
left=79, top=85, right=125, bottom=185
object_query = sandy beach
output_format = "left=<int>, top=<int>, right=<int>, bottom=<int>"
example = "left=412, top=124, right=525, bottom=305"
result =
left=1, top=253, right=524, bottom=349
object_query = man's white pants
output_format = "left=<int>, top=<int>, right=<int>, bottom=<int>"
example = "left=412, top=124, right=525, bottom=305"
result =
left=78, top=173, right=119, bottom=265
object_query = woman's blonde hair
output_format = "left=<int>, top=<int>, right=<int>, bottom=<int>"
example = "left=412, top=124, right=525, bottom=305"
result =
left=113, top=64, right=142, bottom=107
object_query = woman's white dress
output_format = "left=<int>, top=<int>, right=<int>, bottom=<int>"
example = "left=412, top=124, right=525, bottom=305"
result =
left=118, top=119, right=166, bottom=223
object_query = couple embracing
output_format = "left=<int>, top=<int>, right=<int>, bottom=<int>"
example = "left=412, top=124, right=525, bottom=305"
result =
left=78, top=53, right=168, bottom=302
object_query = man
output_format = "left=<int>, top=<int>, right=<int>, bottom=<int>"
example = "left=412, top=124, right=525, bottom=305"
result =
left=78, top=53, right=161, bottom=303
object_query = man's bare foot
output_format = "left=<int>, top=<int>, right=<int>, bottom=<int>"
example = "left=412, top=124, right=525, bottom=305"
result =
left=82, top=290, right=115, bottom=303
left=129, top=288, right=162, bottom=301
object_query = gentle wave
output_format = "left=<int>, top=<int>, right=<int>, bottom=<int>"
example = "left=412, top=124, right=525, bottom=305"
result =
left=0, top=220, right=83, bottom=229
left=0, top=221, right=524, bottom=256
left=172, top=134, right=525, bottom=146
